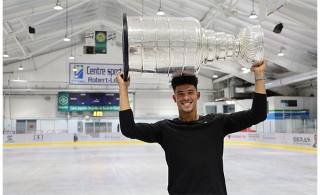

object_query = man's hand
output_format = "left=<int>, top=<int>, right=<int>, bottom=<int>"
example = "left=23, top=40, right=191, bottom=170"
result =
left=250, top=60, right=267, bottom=76
left=116, top=72, right=130, bottom=89
left=250, top=60, right=267, bottom=94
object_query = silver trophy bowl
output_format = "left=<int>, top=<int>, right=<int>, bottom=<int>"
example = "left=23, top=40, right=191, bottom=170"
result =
left=122, top=13, right=264, bottom=81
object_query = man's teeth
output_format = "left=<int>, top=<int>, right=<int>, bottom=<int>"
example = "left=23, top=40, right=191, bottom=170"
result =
left=183, top=102, right=191, bottom=106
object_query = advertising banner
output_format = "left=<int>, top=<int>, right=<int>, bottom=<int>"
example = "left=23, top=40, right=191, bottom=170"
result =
left=58, top=92, right=134, bottom=112
left=95, top=31, right=106, bottom=54
left=69, top=63, right=122, bottom=85
left=73, top=133, right=133, bottom=142
left=58, top=93, right=69, bottom=111
left=3, top=134, right=74, bottom=144
left=224, top=132, right=248, bottom=142
left=85, top=30, right=95, bottom=46
left=107, top=31, right=116, bottom=46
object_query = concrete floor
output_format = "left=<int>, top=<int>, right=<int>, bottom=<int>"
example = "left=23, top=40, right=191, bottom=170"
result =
left=3, top=143, right=317, bottom=195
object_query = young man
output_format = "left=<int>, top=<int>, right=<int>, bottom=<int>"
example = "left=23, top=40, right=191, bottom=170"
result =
left=116, top=60, right=268, bottom=195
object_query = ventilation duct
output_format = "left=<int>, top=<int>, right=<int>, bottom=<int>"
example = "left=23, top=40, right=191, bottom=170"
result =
left=242, top=70, right=317, bottom=93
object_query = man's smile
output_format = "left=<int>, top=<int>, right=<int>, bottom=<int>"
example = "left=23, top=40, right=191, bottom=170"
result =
left=181, top=101, right=192, bottom=106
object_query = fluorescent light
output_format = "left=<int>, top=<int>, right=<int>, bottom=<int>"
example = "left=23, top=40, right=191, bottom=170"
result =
left=157, top=7, right=165, bottom=15
left=278, top=51, right=284, bottom=56
left=69, top=55, right=75, bottom=59
left=19, top=66, right=23, bottom=70
left=73, top=67, right=77, bottom=71
left=11, top=80, right=27, bottom=82
left=226, top=101, right=234, bottom=104
left=243, top=68, right=250, bottom=74
left=54, top=1, right=63, bottom=10
left=64, top=36, right=70, bottom=41
left=241, top=67, right=246, bottom=70
left=3, top=52, right=9, bottom=57
left=249, top=11, right=257, bottom=19
left=213, top=75, right=218, bottom=78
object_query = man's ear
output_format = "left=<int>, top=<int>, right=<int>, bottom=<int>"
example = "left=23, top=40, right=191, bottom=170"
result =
left=197, top=91, right=200, bottom=100
left=172, top=95, right=176, bottom=103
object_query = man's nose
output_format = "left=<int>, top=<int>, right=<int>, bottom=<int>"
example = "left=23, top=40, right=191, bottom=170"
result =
left=183, top=94, right=190, bottom=100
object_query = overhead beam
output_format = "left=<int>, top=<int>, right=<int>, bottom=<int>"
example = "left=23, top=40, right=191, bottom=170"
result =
left=6, top=0, right=92, bottom=39
left=207, top=61, right=296, bottom=95
left=4, top=0, right=89, bottom=21
left=19, top=18, right=34, bottom=41
left=3, top=19, right=122, bottom=62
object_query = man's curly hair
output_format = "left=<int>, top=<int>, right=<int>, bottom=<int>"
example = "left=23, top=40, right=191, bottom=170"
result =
left=171, top=75, right=198, bottom=93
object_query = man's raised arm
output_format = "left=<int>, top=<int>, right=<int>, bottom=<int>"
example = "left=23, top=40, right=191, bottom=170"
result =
left=116, top=72, right=131, bottom=111
left=116, top=72, right=162, bottom=143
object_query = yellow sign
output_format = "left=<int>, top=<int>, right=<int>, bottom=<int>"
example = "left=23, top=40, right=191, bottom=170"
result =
left=93, top=111, right=103, bottom=116
left=96, top=32, right=106, bottom=43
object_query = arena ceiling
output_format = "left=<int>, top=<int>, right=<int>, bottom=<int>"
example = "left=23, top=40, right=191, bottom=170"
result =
left=2, top=0, right=317, bottom=95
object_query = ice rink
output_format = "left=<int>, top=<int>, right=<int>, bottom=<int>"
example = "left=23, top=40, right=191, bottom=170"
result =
left=3, top=143, right=317, bottom=195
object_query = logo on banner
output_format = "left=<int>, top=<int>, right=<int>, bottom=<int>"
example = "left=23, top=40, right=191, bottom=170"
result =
left=34, top=135, right=43, bottom=140
left=59, top=95, right=68, bottom=105
left=227, top=135, right=231, bottom=139
left=74, top=65, right=84, bottom=79
left=293, top=137, right=311, bottom=145
left=96, top=32, right=106, bottom=42
left=6, top=135, right=15, bottom=143
left=7, top=135, right=13, bottom=141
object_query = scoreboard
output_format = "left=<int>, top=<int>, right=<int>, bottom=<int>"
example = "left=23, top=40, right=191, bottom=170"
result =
left=58, top=93, right=120, bottom=112
left=69, top=93, right=119, bottom=106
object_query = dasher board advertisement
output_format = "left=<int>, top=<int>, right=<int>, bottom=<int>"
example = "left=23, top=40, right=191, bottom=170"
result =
left=69, top=63, right=122, bottom=85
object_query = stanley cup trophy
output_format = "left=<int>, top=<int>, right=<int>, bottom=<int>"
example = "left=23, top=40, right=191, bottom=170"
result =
left=122, top=13, right=264, bottom=81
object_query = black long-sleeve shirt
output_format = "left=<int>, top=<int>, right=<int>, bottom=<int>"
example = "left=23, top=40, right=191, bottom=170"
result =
left=119, top=93, right=267, bottom=195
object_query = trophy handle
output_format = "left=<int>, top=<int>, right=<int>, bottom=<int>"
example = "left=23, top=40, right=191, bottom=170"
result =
left=122, top=13, right=129, bottom=81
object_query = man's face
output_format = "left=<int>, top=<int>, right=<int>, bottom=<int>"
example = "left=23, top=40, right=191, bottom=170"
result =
left=172, top=84, right=200, bottom=113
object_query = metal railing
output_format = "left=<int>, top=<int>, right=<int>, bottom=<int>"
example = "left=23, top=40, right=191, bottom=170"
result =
left=256, top=119, right=317, bottom=134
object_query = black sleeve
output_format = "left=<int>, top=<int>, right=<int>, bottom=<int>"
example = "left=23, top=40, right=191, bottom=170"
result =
left=119, top=109, right=163, bottom=143
left=223, top=93, right=267, bottom=136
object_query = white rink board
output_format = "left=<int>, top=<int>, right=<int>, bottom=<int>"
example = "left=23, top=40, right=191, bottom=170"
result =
left=3, top=132, right=317, bottom=149
left=224, top=132, right=316, bottom=148
left=3, top=133, right=135, bottom=144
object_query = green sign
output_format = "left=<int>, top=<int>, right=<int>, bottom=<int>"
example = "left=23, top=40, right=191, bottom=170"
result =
left=95, top=31, right=106, bottom=54
left=69, top=105, right=119, bottom=111
left=58, top=93, right=69, bottom=111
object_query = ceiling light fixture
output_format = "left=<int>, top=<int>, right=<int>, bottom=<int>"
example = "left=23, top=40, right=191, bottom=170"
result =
left=73, top=66, right=77, bottom=71
left=64, top=35, right=70, bottom=41
left=213, top=75, right=218, bottom=78
left=64, top=0, right=69, bottom=41
left=249, top=0, right=257, bottom=19
left=278, top=49, right=284, bottom=56
left=18, top=61, right=23, bottom=70
left=243, top=68, right=250, bottom=74
left=54, top=0, right=63, bottom=10
left=3, top=39, right=9, bottom=57
left=69, top=20, right=74, bottom=59
left=156, top=0, right=165, bottom=15
left=241, top=67, right=246, bottom=70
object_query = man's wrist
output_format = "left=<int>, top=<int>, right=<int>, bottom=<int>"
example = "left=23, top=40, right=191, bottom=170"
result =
left=254, top=70, right=265, bottom=77
left=119, top=86, right=128, bottom=93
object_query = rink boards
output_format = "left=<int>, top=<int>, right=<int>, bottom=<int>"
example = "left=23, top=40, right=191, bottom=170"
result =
left=3, top=132, right=317, bottom=150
